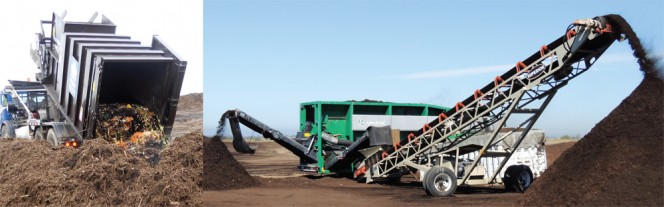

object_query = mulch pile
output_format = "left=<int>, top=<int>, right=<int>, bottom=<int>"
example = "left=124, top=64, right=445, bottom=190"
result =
left=517, top=14, right=663, bottom=206
left=0, top=131, right=203, bottom=206
left=178, top=93, right=203, bottom=110
left=202, top=136, right=259, bottom=190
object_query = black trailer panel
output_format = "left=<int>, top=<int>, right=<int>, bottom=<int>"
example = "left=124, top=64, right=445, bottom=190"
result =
left=87, top=54, right=179, bottom=139
left=149, top=36, right=187, bottom=135
left=54, top=33, right=130, bottom=105
left=64, top=38, right=141, bottom=115
left=36, top=13, right=188, bottom=142
left=74, top=49, right=165, bottom=130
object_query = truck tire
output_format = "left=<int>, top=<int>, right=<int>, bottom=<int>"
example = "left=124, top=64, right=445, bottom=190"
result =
left=1, top=122, right=15, bottom=138
left=503, top=165, right=533, bottom=193
left=1, top=124, right=6, bottom=138
left=423, top=166, right=457, bottom=197
left=46, top=129, right=59, bottom=149
left=34, top=129, right=45, bottom=140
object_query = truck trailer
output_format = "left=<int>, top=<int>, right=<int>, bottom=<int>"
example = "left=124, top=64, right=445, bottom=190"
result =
left=0, top=12, right=187, bottom=148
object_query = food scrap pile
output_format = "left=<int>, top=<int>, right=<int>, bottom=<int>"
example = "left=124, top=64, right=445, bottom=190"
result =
left=95, top=103, right=164, bottom=147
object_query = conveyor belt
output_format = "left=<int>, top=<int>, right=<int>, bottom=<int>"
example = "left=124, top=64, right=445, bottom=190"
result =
left=361, top=15, right=621, bottom=180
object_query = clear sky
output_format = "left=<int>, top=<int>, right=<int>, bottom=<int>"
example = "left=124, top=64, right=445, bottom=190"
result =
left=0, top=0, right=203, bottom=95
left=204, top=0, right=663, bottom=138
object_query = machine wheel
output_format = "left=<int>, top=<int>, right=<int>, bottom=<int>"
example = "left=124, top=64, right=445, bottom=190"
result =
left=46, top=129, right=59, bottom=149
left=503, top=165, right=533, bottom=192
left=34, top=129, right=45, bottom=140
left=1, top=122, right=14, bottom=138
left=0, top=124, right=6, bottom=138
left=423, top=166, right=457, bottom=197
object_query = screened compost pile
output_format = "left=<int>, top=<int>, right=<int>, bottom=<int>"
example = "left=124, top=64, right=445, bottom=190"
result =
left=517, top=14, right=663, bottom=206
left=202, top=136, right=259, bottom=190
left=0, top=131, right=203, bottom=206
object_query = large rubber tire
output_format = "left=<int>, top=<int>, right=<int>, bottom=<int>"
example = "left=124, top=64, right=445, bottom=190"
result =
left=0, top=124, right=6, bottom=138
left=34, top=128, right=45, bottom=140
left=46, top=129, right=59, bottom=149
left=423, top=166, right=457, bottom=197
left=504, top=165, right=533, bottom=193
left=1, top=122, right=16, bottom=138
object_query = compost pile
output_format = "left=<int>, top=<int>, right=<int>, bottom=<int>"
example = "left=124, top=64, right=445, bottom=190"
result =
left=0, top=131, right=202, bottom=206
left=202, top=136, right=259, bottom=190
left=544, top=142, right=576, bottom=165
left=96, top=103, right=164, bottom=145
left=95, top=103, right=165, bottom=162
left=518, top=14, right=663, bottom=206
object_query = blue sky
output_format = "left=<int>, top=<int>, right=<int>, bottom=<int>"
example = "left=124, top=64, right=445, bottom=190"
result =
left=203, top=0, right=663, bottom=138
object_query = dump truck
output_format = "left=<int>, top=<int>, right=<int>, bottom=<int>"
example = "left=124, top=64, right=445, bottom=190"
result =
left=219, top=15, right=623, bottom=196
left=9, top=12, right=187, bottom=148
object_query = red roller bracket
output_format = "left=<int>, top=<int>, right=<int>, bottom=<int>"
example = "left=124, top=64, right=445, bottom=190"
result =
left=437, top=113, right=448, bottom=122
left=539, top=45, right=549, bottom=57
left=566, top=29, right=577, bottom=40
left=422, top=124, right=431, bottom=132
left=596, top=23, right=613, bottom=34
left=473, top=89, right=485, bottom=100
left=516, top=61, right=527, bottom=73
left=455, top=102, right=466, bottom=111
left=354, top=166, right=366, bottom=177
left=494, top=76, right=504, bottom=87
left=408, top=133, right=416, bottom=142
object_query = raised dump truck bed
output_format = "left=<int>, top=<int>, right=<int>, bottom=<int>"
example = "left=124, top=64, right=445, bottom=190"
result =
left=32, top=12, right=186, bottom=146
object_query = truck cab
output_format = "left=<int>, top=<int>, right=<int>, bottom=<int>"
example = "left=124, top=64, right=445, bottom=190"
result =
left=0, top=80, right=52, bottom=139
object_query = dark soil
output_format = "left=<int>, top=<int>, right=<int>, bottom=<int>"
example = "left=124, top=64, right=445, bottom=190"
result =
left=202, top=136, right=259, bottom=190
left=0, top=131, right=203, bottom=206
left=517, top=14, right=664, bottom=205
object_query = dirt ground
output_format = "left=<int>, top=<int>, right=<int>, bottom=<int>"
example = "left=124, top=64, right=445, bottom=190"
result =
left=202, top=141, right=575, bottom=206
left=0, top=93, right=203, bottom=206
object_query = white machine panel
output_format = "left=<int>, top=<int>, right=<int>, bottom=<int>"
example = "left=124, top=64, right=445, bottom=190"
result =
left=351, top=115, right=438, bottom=131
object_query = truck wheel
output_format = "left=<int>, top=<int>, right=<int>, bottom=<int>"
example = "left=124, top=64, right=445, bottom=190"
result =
left=34, top=129, right=45, bottom=140
left=423, top=166, right=457, bottom=197
left=46, top=129, right=59, bottom=149
left=1, top=122, right=14, bottom=138
left=1, top=124, right=6, bottom=138
left=504, top=165, right=533, bottom=192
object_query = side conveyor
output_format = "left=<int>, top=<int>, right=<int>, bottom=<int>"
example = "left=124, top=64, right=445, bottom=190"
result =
left=218, top=109, right=317, bottom=162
